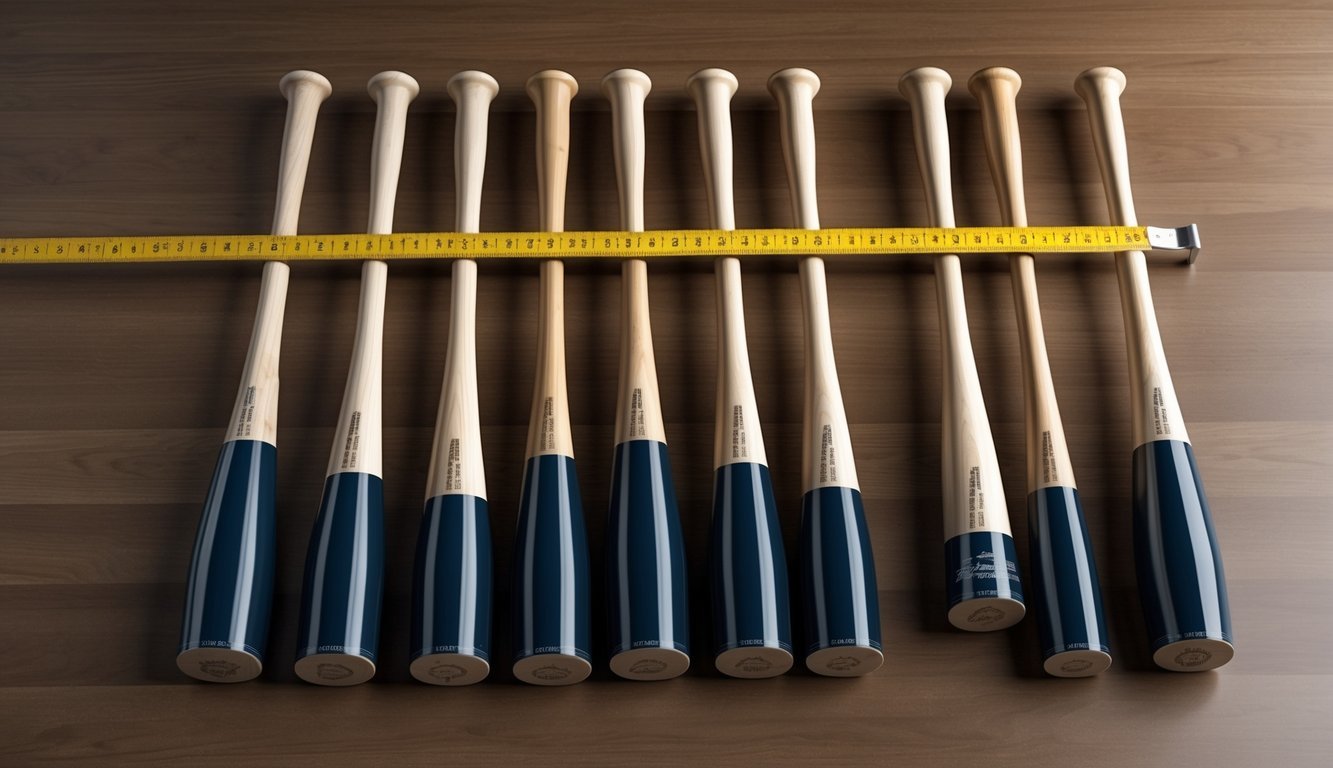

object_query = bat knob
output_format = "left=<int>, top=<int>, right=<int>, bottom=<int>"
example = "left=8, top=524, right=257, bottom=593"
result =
left=600, top=67, right=651, bottom=98
left=367, top=70, right=421, bottom=102
left=1074, top=66, right=1127, bottom=101
left=686, top=67, right=739, bottom=100
left=447, top=70, right=499, bottom=103
left=966, top=66, right=1021, bottom=96
left=526, top=69, right=579, bottom=101
left=898, top=66, right=953, bottom=101
left=767, top=67, right=820, bottom=98
left=279, top=70, right=332, bottom=101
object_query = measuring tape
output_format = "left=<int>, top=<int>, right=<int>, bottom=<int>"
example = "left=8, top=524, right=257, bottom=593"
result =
left=0, top=225, right=1200, bottom=265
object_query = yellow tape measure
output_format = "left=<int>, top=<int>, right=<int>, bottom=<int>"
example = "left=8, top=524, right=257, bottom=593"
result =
left=0, top=225, right=1200, bottom=265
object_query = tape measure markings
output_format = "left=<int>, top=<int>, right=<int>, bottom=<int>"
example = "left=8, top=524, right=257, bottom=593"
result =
left=0, top=225, right=1198, bottom=265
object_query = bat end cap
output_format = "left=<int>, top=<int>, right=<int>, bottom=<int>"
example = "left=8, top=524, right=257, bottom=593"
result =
left=294, top=652, right=376, bottom=686
left=1153, top=638, right=1234, bottom=672
left=279, top=70, right=332, bottom=101
left=409, top=653, right=490, bottom=686
left=176, top=647, right=263, bottom=683
left=446, top=71, right=500, bottom=103
left=805, top=645, right=884, bottom=677
left=948, top=596, right=1026, bottom=632
left=715, top=646, right=794, bottom=678
left=512, top=652, right=592, bottom=686
left=609, top=647, right=690, bottom=681
left=1043, top=648, right=1113, bottom=678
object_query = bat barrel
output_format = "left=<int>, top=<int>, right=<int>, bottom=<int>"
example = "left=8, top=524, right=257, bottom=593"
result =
left=602, top=68, right=691, bottom=681
left=511, top=70, right=592, bottom=685
left=689, top=67, right=793, bottom=678
left=770, top=67, right=883, bottom=677
left=177, top=69, right=329, bottom=683
left=901, top=67, right=1024, bottom=632
left=1076, top=67, right=1233, bottom=671
left=410, top=71, right=498, bottom=686
left=970, top=67, right=1110, bottom=676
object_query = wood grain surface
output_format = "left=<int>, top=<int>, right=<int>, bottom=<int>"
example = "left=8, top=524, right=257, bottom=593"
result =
left=1, top=0, right=1330, bottom=765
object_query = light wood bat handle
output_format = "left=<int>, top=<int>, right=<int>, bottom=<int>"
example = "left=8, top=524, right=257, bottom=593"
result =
left=228, top=70, right=330, bottom=447
left=687, top=68, right=767, bottom=469
left=768, top=67, right=859, bottom=493
left=1075, top=67, right=1188, bottom=446
left=969, top=66, right=1076, bottom=491
left=525, top=70, right=578, bottom=459
left=603, top=69, right=667, bottom=445
left=424, top=71, right=497, bottom=501
left=325, top=71, right=417, bottom=479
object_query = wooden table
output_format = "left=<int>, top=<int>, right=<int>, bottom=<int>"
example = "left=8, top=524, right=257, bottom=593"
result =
left=1, top=1, right=1328, bottom=765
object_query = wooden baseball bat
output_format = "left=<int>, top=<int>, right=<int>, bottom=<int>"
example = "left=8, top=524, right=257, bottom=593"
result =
left=1075, top=67, right=1233, bottom=672
left=510, top=70, right=592, bottom=686
left=176, top=70, right=331, bottom=683
left=294, top=71, right=418, bottom=686
left=969, top=67, right=1111, bottom=676
left=409, top=71, right=499, bottom=686
left=769, top=68, right=883, bottom=677
left=899, top=67, right=1026, bottom=631
left=601, top=68, right=691, bottom=681
left=687, top=68, right=794, bottom=678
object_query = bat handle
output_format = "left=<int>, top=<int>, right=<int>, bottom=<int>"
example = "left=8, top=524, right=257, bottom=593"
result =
left=447, top=71, right=499, bottom=235
left=366, top=71, right=420, bottom=235
left=1074, top=68, right=1137, bottom=226
left=602, top=69, right=650, bottom=233
left=966, top=67, right=1027, bottom=228
left=898, top=67, right=957, bottom=228
left=527, top=70, right=578, bottom=233
left=272, top=71, right=332, bottom=237
left=685, top=68, right=739, bottom=230
left=768, top=68, right=822, bottom=230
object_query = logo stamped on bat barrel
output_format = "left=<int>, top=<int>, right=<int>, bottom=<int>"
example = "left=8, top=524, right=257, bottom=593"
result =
left=1173, top=647, right=1213, bottom=668
left=199, top=660, right=241, bottom=679
left=317, top=663, right=353, bottom=681
left=428, top=663, right=468, bottom=683
left=734, top=656, right=773, bottom=674
left=532, top=665, right=571, bottom=682
left=629, top=659, right=668, bottom=675
left=825, top=656, right=861, bottom=673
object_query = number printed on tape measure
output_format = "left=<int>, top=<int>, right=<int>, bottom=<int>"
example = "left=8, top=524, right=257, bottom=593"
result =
left=0, top=225, right=1165, bottom=265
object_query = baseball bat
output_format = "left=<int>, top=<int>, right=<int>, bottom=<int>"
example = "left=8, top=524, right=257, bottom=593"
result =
left=176, top=70, right=331, bottom=683
left=409, top=71, right=499, bottom=686
left=1076, top=67, right=1233, bottom=671
left=969, top=67, right=1111, bottom=676
left=510, top=70, right=592, bottom=686
left=769, top=68, right=883, bottom=677
left=601, top=68, right=691, bottom=681
left=294, top=71, right=418, bottom=686
left=899, top=67, right=1025, bottom=631
left=688, top=68, right=794, bottom=678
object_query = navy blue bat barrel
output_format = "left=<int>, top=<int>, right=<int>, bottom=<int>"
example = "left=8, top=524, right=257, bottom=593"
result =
left=410, top=493, right=492, bottom=685
left=1028, top=486, right=1112, bottom=676
left=511, top=454, right=592, bottom=685
left=606, top=440, right=690, bottom=680
left=294, top=472, right=385, bottom=686
left=800, top=486, right=883, bottom=676
left=710, top=462, right=794, bottom=678
left=177, top=439, right=277, bottom=682
left=1134, top=439, right=1234, bottom=671
left=945, top=530, right=1025, bottom=630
